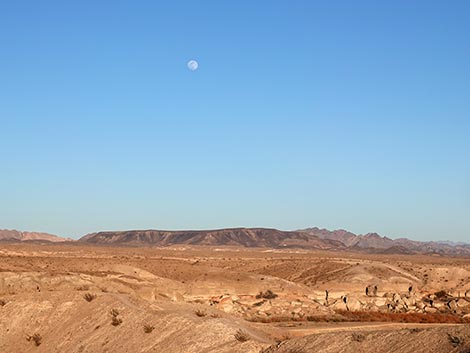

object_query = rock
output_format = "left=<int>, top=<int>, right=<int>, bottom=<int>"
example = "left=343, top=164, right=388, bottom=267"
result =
left=231, top=295, right=240, bottom=302
left=372, top=297, right=388, bottom=306
left=331, top=301, right=348, bottom=311
left=393, top=293, right=402, bottom=304
left=424, top=306, right=439, bottom=313
left=347, top=297, right=363, bottom=311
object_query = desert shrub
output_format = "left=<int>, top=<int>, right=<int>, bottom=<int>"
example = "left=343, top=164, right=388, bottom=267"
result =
left=409, top=328, right=423, bottom=333
left=306, top=315, right=345, bottom=323
left=448, top=334, right=462, bottom=347
left=434, top=290, right=448, bottom=299
left=143, top=324, right=155, bottom=333
left=0, top=299, right=6, bottom=306
left=247, top=315, right=295, bottom=323
left=110, top=308, right=122, bottom=326
left=27, top=333, right=42, bottom=346
left=351, top=333, right=366, bottom=342
left=83, top=293, right=97, bottom=302
left=256, top=290, right=278, bottom=300
left=111, top=316, right=123, bottom=326
left=336, top=310, right=468, bottom=324
left=253, top=300, right=266, bottom=307
left=195, top=309, right=207, bottom=317
left=234, top=329, right=250, bottom=342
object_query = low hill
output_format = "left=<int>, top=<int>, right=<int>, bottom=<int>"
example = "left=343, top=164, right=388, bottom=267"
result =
left=0, top=229, right=70, bottom=243
left=79, top=228, right=345, bottom=249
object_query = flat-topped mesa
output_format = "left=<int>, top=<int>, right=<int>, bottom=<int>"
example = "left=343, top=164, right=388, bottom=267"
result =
left=79, top=227, right=344, bottom=249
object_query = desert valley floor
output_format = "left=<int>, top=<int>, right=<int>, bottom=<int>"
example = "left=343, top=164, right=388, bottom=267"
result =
left=1, top=243, right=470, bottom=353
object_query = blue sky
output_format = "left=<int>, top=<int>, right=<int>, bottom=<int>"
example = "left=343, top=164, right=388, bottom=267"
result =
left=1, top=1, right=469, bottom=240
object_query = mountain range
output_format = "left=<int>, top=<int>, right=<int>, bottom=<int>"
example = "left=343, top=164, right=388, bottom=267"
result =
left=299, top=227, right=470, bottom=255
left=1, top=227, right=468, bottom=255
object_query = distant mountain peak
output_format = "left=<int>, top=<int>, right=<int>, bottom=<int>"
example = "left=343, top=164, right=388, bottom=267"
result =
left=297, top=227, right=470, bottom=255
left=0, top=229, right=70, bottom=242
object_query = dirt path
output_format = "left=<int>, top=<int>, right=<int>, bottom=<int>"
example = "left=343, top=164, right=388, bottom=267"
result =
left=284, top=322, right=463, bottom=336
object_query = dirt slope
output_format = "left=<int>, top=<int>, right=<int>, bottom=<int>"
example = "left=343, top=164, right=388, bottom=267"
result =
left=260, top=325, right=470, bottom=353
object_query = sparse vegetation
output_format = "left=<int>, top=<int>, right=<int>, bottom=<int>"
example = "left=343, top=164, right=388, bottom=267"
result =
left=26, top=333, right=42, bottom=346
left=249, top=311, right=470, bottom=324
left=351, top=333, right=366, bottom=342
left=336, top=310, right=470, bottom=324
left=409, top=328, right=424, bottom=333
left=76, top=285, right=90, bottom=291
left=448, top=334, right=462, bottom=347
left=110, top=308, right=122, bottom=326
left=111, top=315, right=123, bottom=326
left=234, top=329, right=250, bottom=342
left=195, top=309, right=207, bottom=317
left=0, top=298, right=6, bottom=306
left=83, top=292, right=97, bottom=302
left=255, top=289, right=278, bottom=300
left=143, top=324, right=155, bottom=333
left=434, top=290, right=448, bottom=299
left=307, top=315, right=344, bottom=322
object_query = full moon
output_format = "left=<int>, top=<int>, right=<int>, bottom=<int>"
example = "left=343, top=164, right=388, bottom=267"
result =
left=187, top=60, right=199, bottom=71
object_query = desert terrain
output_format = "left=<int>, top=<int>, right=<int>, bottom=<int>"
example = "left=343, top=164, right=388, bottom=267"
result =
left=1, top=240, right=470, bottom=353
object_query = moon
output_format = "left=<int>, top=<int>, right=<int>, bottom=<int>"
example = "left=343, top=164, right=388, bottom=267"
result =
left=187, top=60, right=199, bottom=71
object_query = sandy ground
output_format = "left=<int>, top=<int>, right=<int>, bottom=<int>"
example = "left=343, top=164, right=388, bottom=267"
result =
left=1, top=243, right=470, bottom=352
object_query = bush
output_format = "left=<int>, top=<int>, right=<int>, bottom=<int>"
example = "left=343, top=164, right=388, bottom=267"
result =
left=0, top=299, right=6, bottom=306
left=195, top=309, right=207, bottom=317
left=336, top=310, right=468, bottom=324
left=253, top=300, right=266, bottom=307
left=434, top=290, right=448, bottom=299
left=110, top=308, right=122, bottom=326
left=448, top=334, right=462, bottom=347
left=234, top=329, right=250, bottom=342
left=27, top=333, right=42, bottom=346
left=83, top=293, right=97, bottom=302
left=256, top=290, right=278, bottom=300
left=111, top=316, right=123, bottom=326
left=351, top=333, right=366, bottom=342
left=143, top=324, right=155, bottom=333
